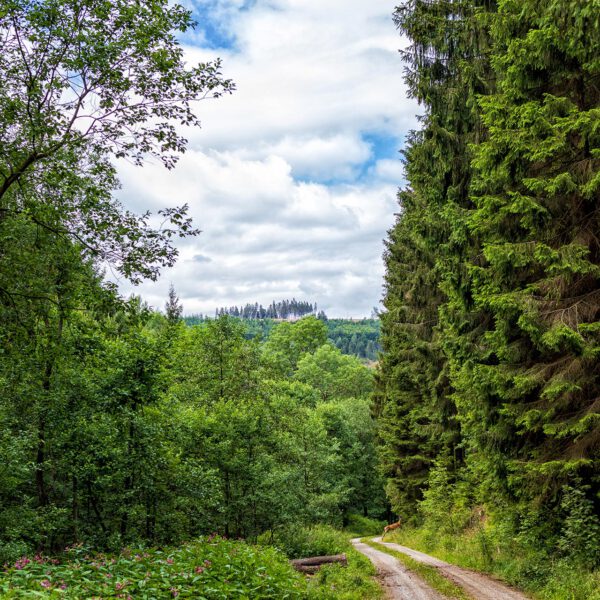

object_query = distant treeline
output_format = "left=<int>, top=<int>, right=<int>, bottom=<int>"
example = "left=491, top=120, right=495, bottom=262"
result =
left=183, top=314, right=381, bottom=361
left=210, top=299, right=321, bottom=320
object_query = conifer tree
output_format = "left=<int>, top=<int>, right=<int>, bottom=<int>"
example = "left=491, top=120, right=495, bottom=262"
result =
left=377, top=0, right=494, bottom=514
left=451, top=0, right=600, bottom=506
left=165, top=284, right=183, bottom=325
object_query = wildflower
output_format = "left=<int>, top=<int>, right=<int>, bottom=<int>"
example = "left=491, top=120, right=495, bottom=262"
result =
left=166, top=558, right=174, bottom=564
left=170, top=587, right=179, bottom=597
left=194, top=566, right=204, bottom=574
left=40, top=579, right=52, bottom=589
left=14, top=557, right=31, bottom=570
left=116, top=582, right=125, bottom=591
left=204, top=559, right=212, bottom=567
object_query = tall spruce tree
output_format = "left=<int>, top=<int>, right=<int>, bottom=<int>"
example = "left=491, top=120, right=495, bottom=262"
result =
left=378, top=0, right=599, bottom=545
left=376, top=0, right=494, bottom=516
left=451, top=0, right=600, bottom=507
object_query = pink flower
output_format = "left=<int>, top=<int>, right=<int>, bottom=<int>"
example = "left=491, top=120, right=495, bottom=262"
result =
left=166, top=558, right=174, bottom=564
left=204, top=559, right=212, bottom=567
left=194, top=566, right=204, bottom=574
left=170, top=587, right=179, bottom=597
left=116, top=582, right=125, bottom=591
left=40, top=579, right=52, bottom=589
left=14, top=556, right=31, bottom=570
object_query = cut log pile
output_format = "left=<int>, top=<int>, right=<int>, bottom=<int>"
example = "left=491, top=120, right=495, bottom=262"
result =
left=290, top=553, right=348, bottom=574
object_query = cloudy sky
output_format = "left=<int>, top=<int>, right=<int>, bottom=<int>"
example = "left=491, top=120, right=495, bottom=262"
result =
left=117, top=0, right=418, bottom=317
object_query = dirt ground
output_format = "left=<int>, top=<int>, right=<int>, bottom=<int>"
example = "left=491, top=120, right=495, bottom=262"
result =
left=363, top=537, right=530, bottom=600
left=351, top=538, right=445, bottom=600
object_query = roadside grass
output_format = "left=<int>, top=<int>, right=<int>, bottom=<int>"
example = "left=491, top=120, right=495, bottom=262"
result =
left=259, top=524, right=383, bottom=599
left=362, top=538, right=470, bottom=600
left=305, top=545, right=383, bottom=600
left=385, top=527, right=600, bottom=600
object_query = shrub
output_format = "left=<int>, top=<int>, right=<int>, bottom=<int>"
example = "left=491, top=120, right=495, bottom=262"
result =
left=0, top=536, right=306, bottom=598
left=259, top=525, right=348, bottom=559
left=345, top=514, right=386, bottom=536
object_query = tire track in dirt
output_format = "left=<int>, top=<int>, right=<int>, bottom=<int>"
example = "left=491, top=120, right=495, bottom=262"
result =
left=351, top=538, right=445, bottom=600
left=372, top=537, right=529, bottom=600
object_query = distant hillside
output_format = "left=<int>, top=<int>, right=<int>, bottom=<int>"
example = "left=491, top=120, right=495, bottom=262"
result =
left=183, top=315, right=381, bottom=361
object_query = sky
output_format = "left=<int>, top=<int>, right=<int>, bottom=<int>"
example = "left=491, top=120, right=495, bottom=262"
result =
left=116, top=0, right=419, bottom=318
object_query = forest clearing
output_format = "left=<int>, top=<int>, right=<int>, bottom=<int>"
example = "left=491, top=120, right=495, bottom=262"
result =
left=0, top=0, right=598, bottom=598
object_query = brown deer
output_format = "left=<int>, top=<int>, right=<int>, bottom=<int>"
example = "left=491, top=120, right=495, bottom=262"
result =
left=382, top=518, right=402, bottom=539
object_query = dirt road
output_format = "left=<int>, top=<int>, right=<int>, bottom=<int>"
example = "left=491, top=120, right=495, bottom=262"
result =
left=351, top=539, right=445, bottom=600
left=370, top=537, right=529, bottom=600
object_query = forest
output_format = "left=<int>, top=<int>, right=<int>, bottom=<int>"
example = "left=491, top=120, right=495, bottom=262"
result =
left=0, top=0, right=599, bottom=598
left=375, top=0, right=600, bottom=597
left=0, top=0, right=384, bottom=595
left=184, top=311, right=381, bottom=361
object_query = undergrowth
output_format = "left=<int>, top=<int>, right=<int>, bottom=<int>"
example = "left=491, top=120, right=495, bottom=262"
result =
left=0, top=535, right=305, bottom=598
left=0, top=525, right=383, bottom=599
left=259, top=524, right=382, bottom=599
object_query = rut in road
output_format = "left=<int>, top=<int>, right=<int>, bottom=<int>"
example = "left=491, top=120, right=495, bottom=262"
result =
left=372, top=537, right=529, bottom=600
left=351, top=539, right=444, bottom=600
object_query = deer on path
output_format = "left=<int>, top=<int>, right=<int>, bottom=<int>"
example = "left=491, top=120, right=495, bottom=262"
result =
left=382, top=518, right=402, bottom=539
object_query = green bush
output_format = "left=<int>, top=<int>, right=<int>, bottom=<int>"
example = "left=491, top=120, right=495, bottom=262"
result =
left=259, top=525, right=348, bottom=559
left=258, top=525, right=383, bottom=599
left=345, top=514, right=386, bottom=536
left=0, top=536, right=306, bottom=599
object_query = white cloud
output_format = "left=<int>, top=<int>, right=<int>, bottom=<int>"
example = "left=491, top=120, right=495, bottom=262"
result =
left=116, top=0, right=417, bottom=316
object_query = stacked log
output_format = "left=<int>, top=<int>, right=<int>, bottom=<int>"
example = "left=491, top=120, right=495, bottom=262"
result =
left=290, top=553, right=348, bottom=574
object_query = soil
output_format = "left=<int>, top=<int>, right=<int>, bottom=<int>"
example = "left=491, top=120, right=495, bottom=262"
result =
left=351, top=538, right=445, bottom=600
left=371, top=537, right=530, bottom=600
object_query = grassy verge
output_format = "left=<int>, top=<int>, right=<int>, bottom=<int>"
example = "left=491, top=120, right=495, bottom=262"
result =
left=305, top=544, right=383, bottom=600
left=362, top=538, right=470, bottom=600
left=385, top=527, right=600, bottom=600
left=259, top=524, right=383, bottom=599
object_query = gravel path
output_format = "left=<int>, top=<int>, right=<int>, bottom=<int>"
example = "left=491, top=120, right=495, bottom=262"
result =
left=351, top=538, right=445, bottom=600
left=372, top=537, right=529, bottom=600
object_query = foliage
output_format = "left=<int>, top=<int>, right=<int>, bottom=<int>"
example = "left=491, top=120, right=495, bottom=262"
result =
left=260, top=525, right=348, bottom=560
left=0, top=2, right=385, bottom=597
left=0, top=537, right=306, bottom=599
left=216, top=299, right=318, bottom=320
left=305, top=552, right=382, bottom=600
left=376, top=0, right=600, bottom=594
left=183, top=316, right=382, bottom=361
left=0, top=305, right=383, bottom=560
left=259, top=525, right=383, bottom=600
left=0, top=0, right=233, bottom=284
left=344, top=515, right=386, bottom=537
left=377, top=0, right=599, bottom=569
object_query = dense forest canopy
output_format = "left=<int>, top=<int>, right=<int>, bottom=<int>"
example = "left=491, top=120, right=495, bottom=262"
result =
left=184, top=310, right=382, bottom=361
left=377, top=0, right=599, bottom=575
